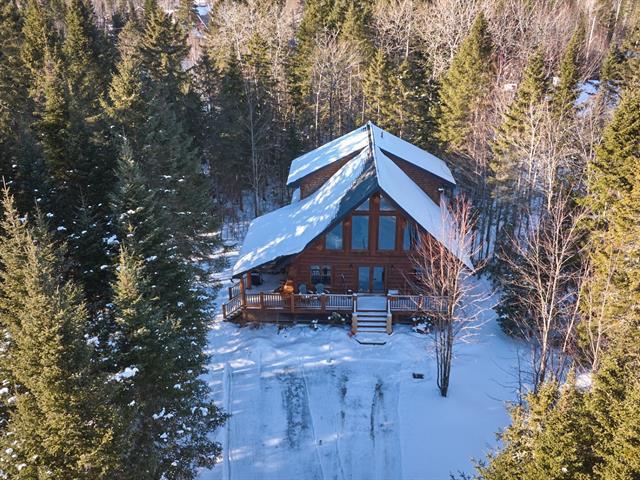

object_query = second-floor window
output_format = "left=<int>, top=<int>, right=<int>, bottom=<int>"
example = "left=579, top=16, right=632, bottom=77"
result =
left=378, top=216, right=396, bottom=250
left=325, top=222, right=343, bottom=250
left=352, top=215, right=369, bottom=250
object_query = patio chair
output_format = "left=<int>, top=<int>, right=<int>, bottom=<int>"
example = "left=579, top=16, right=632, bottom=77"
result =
left=315, top=283, right=325, bottom=294
left=298, top=283, right=308, bottom=294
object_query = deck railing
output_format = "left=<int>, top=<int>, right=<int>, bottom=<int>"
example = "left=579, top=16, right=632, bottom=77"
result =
left=222, top=291, right=447, bottom=319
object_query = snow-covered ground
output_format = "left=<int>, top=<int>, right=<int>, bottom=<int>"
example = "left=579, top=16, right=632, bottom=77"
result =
left=199, top=251, right=522, bottom=480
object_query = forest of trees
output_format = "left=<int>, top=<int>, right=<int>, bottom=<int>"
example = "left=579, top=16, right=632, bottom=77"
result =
left=0, top=0, right=638, bottom=478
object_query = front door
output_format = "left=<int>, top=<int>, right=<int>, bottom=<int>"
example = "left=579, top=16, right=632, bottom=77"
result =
left=357, top=266, right=385, bottom=293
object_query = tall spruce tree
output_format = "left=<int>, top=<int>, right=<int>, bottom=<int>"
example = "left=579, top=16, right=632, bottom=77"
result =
left=551, top=24, right=585, bottom=119
left=109, top=143, right=226, bottom=479
left=0, top=192, right=123, bottom=479
left=363, top=48, right=394, bottom=128
left=490, top=49, right=548, bottom=208
left=436, top=12, right=493, bottom=154
left=583, top=85, right=640, bottom=332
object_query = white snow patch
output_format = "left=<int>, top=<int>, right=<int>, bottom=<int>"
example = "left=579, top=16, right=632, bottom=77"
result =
left=111, top=367, right=139, bottom=382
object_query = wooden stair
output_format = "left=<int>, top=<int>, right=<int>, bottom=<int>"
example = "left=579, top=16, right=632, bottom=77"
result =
left=352, top=297, right=392, bottom=345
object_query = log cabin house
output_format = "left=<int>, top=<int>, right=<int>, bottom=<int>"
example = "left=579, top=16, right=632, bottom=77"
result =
left=222, top=122, right=471, bottom=337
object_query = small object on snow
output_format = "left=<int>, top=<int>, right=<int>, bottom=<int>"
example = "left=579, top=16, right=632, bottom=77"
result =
left=56, top=226, right=67, bottom=232
left=412, top=373, right=424, bottom=380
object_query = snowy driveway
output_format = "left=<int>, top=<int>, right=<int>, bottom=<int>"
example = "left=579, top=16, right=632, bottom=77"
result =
left=198, top=301, right=520, bottom=480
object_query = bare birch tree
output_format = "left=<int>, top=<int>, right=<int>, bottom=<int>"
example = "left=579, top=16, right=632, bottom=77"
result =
left=499, top=193, right=585, bottom=391
left=410, top=197, right=485, bottom=397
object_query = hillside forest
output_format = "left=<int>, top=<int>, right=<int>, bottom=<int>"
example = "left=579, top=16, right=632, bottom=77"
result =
left=0, top=0, right=639, bottom=478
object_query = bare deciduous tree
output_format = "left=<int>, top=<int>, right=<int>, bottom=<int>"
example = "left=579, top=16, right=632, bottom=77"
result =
left=500, top=193, right=585, bottom=391
left=410, top=197, right=485, bottom=397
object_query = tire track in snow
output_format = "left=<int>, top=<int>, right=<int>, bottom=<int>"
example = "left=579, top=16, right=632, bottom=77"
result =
left=279, top=366, right=324, bottom=480
left=222, top=362, right=232, bottom=480
left=369, top=376, right=403, bottom=480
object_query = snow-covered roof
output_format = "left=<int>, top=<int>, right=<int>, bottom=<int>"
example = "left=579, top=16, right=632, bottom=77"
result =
left=286, top=122, right=455, bottom=187
left=374, top=148, right=472, bottom=269
left=233, top=149, right=375, bottom=275
left=286, top=126, right=370, bottom=186
left=234, top=124, right=470, bottom=276
left=369, top=123, right=456, bottom=185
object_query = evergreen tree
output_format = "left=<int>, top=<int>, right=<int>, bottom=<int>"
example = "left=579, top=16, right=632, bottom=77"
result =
left=490, top=49, right=548, bottom=206
left=363, top=48, right=393, bottom=128
left=436, top=12, right=493, bottom=154
left=20, top=0, right=55, bottom=96
left=109, top=143, right=226, bottom=479
left=62, top=0, right=109, bottom=111
left=551, top=24, right=584, bottom=119
left=138, top=5, right=189, bottom=99
left=0, top=192, right=122, bottom=479
left=583, top=85, right=640, bottom=333
left=175, top=0, right=196, bottom=34
left=394, top=50, right=438, bottom=149
left=0, top=0, right=46, bottom=215
left=599, top=381, right=640, bottom=479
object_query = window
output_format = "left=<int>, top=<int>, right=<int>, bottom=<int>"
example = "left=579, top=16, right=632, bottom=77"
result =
left=403, top=222, right=416, bottom=251
left=355, top=199, right=370, bottom=211
left=325, top=222, right=343, bottom=250
left=377, top=216, right=396, bottom=250
left=379, top=195, right=395, bottom=211
left=351, top=215, right=369, bottom=249
left=310, top=265, right=331, bottom=285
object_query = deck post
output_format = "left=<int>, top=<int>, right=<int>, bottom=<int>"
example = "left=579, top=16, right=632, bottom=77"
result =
left=228, top=286, right=233, bottom=300
left=352, top=293, right=357, bottom=312
left=386, top=313, right=393, bottom=335
left=222, top=303, right=227, bottom=319
left=321, top=294, right=326, bottom=312
left=351, top=313, right=358, bottom=334
left=246, top=270, right=252, bottom=289
left=239, top=276, right=247, bottom=308
left=290, top=294, right=295, bottom=313
left=259, top=292, right=264, bottom=310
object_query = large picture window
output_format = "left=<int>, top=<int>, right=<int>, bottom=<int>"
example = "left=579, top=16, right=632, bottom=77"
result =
left=351, top=216, right=369, bottom=250
left=325, top=222, right=343, bottom=250
left=377, top=216, right=396, bottom=250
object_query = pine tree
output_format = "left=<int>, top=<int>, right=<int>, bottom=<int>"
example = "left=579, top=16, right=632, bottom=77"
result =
left=583, top=86, right=640, bottom=334
left=526, top=372, right=595, bottom=479
left=103, top=46, right=146, bottom=148
left=175, top=0, right=196, bottom=34
left=109, top=143, right=226, bottom=479
left=138, top=4, right=189, bottom=98
left=599, top=381, right=640, bottom=479
left=0, top=0, right=46, bottom=216
left=551, top=24, right=584, bottom=119
left=20, top=0, right=55, bottom=96
left=363, top=48, right=393, bottom=128
left=394, top=50, right=437, bottom=149
left=214, top=52, right=250, bottom=204
left=436, top=12, right=493, bottom=154
left=62, top=0, right=109, bottom=111
left=0, top=191, right=122, bottom=479
left=491, top=49, right=548, bottom=206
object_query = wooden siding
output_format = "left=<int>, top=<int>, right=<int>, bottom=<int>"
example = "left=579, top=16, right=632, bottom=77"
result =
left=298, top=148, right=364, bottom=199
left=286, top=193, right=419, bottom=293
left=386, top=154, right=446, bottom=204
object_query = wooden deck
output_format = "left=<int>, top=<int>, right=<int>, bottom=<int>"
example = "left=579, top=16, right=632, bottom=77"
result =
left=221, top=281, right=448, bottom=321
